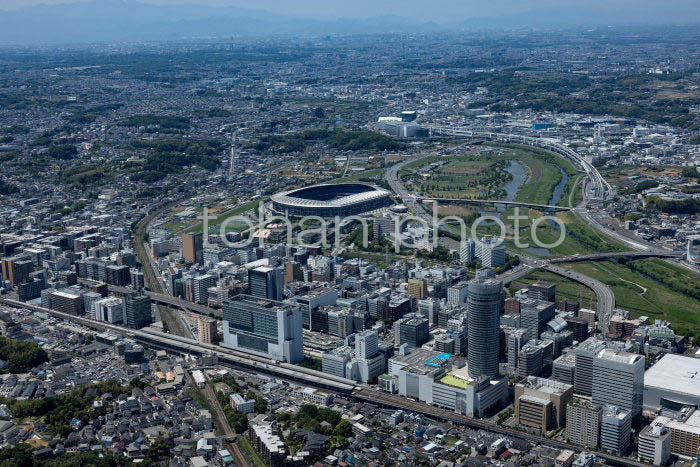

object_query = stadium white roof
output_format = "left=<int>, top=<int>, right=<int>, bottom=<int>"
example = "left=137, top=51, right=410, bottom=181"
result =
left=271, top=183, right=390, bottom=209
left=644, top=354, right=700, bottom=398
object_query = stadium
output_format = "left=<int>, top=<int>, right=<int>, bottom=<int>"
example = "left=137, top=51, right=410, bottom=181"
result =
left=271, top=183, right=392, bottom=217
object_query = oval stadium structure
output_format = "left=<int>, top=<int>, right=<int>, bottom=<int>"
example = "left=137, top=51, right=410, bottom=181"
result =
left=271, top=183, right=392, bottom=217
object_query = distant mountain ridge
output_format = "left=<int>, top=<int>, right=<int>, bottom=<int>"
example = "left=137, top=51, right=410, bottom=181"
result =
left=0, top=0, right=699, bottom=45
left=0, top=0, right=442, bottom=44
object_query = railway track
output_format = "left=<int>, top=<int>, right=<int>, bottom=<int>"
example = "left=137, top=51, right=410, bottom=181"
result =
left=354, top=387, right=647, bottom=467
left=2, top=296, right=645, bottom=465
left=133, top=204, right=192, bottom=339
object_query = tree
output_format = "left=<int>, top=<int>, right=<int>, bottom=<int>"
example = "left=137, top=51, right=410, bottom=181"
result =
left=334, top=419, right=353, bottom=438
left=48, top=144, right=78, bottom=160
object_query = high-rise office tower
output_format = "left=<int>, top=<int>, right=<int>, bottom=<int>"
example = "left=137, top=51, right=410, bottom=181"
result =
left=517, top=342, right=544, bottom=378
left=574, top=337, right=606, bottom=396
left=50, top=289, right=85, bottom=315
left=475, top=236, right=506, bottom=268
left=417, top=298, right=440, bottom=327
left=396, top=314, right=429, bottom=348
left=355, top=330, right=379, bottom=359
left=248, top=266, right=284, bottom=301
left=221, top=295, right=303, bottom=363
left=515, top=377, right=573, bottom=433
left=123, top=294, right=152, bottom=329
left=447, top=282, right=469, bottom=306
left=520, top=299, right=556, bottom=340
left=355, top=329, right=384, bottom=383
left=507, top=328, right=530, bottom=371
left=105, top=264, right=130, bottom=286
left=528, top=281, right=556, bottom=302
left=1, top=255, right=33, bottom=286
left=93, top=297, right=124, bottom=324
left=284, top=261, right=303, bottom=284
left=592, top=349, right=644, bottom=419
left=565, top=316, right=590, bottom=343
left=552, top=352, right=576, bottom=386
left=182, top=232, right=203, bottom=264
left=193, top=274, right=217, bottom=304
left=467, top=278, right=502, bottom=378
left=560, top=299, right=581, bottom=314
left=459, top=238, right=476, bottom=263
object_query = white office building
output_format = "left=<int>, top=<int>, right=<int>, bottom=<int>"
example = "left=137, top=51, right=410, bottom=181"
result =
left=93, top=297, right=124, bottom=324
left=592, top=349, right=644, bottom=419
left=475, top=236, right=506, bottom=268
left=459, top=238, right=476, bottom=263
left=638, top=418, right=671, bottom=466
left=221, top=295, right=304, bottom=363
left=600, top=405, right=631, bottom=455
left=447, top=281, right=469, bottom=306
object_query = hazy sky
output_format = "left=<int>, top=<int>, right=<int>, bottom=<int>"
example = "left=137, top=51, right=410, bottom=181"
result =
left=1, top=0, right=698, bottom=23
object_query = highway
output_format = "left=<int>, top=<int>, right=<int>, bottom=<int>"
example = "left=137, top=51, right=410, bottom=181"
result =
left=543, top=264, right=615, bottom=335
left=411, top=196, right=571, bottom=212
left=549, top=250, right=683, bottom=264
left=385, top=133, right=618, bottom=335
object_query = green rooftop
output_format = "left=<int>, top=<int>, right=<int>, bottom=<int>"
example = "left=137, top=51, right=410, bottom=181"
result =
left=439, top=372, right=470, bottom=389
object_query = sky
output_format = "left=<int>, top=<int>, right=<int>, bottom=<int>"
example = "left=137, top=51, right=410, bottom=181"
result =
left=0, top=0, right=698, bottom=24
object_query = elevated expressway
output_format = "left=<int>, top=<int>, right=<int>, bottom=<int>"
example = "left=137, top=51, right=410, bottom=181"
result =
left=426, top=127, right=613, bottom=201
left=411, top=196, right=570, bottom=212
left=0, top=296, right=645, bottom=467
left=385, top=130, right=620, bottom=333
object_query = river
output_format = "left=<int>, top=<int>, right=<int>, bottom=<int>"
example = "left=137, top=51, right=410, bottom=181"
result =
left=504, top=160, right=527, bottom=201
left=549, top=167, right=569, bottom=206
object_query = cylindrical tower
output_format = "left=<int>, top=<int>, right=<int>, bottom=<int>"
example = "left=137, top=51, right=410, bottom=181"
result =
left=467, top=277, right=503, bottom=379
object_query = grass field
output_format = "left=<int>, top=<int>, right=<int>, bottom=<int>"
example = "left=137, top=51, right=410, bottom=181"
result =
left=326, top=168, right=383, bottom=184
left=472, top=209, right=627, bottom=257
left=514, top=269, right=598, bottom=309
left=402, top=145, right=572, bottom=204
left=559, top=173, right=584, bottom=207
left=562, top=260, right=700, bottom=337
left=185, top=198, right=264, bottom=234
left=410, top=156, right=511, bottom=199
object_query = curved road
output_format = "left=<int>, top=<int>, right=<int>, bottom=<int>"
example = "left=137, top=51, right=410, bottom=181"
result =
left=385, top=138, right=617, bottom=334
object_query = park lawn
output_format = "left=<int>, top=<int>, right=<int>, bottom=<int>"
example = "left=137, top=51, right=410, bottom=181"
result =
left=404, top=144, right=578, bottom=207
left=474, top=209, right=627, bottom=257
left=327, top=168, right=383, bottom=184
left=185, top=199, right=264, bottom=234
left=559, top=173, right=584, bottom=207
left=514, top=154, right=562, bottom=205
left=563, top=260, right=700, bottom=336
left=514, top=269, right=598, bottom=309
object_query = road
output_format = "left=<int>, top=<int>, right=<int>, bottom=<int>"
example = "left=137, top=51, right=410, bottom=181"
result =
left=1, top=295, right=644, bottom=466
left=412, top=196, right=570, bottom=212
left=384, top=137, right=618, bottom=333
left=543, top=264, right=615, bottom=335
left=354, top=387, right=646, bottom=467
